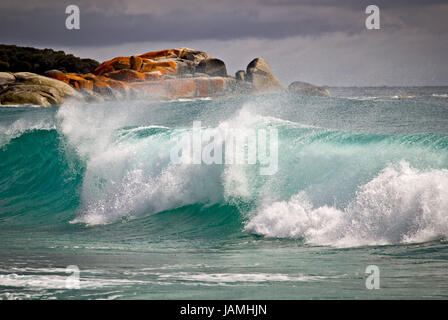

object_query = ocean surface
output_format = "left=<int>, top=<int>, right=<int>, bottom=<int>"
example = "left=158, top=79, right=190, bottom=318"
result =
left=1, top=87, right=448, bottom=299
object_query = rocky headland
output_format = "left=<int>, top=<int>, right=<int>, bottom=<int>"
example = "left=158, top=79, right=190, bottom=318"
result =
left=0, top=47, right=330, bottom=106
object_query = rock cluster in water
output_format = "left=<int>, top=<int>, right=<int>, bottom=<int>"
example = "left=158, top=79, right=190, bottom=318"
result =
left=0, top=72, right=79, bottom=106
left=0, top=48, right=330, bottom=106
left=287, top=81, right=331, bottom=97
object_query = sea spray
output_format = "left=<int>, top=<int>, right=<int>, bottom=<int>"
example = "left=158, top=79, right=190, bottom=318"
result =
left=51, top=96, right=448, bottom=241
left=2, top=88, right=448, bottom=299
left=246, top=161, right=448, bottom=247
left=169, top=120, right=278, bottom=175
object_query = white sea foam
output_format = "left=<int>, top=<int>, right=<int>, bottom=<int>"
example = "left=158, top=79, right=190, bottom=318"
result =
left=345, top=96, right=381, bottom=101
left=57, top=99, right=448, bottom=246
left=175, top=97, right=213, bottom=102
left=246, top=161, right=448, bottom=247
left=156, top=272, right=325, bottom=283
left=0, top=272, right=143, bottom=290
left=58, top=100, right=272, bottom=224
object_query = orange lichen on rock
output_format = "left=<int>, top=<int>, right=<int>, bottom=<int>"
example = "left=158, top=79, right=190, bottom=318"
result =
left=93, top=52, right=178, bottom=78
left=45, top=72, right=94, bottom=91
left=75, top=79, right=94, bottom=90
left=93, top=57, right=131, bottom=75
left=103, top=79, right=127, bottom=91
left=93, top=80, right=109, bottom=89
left=45, top=71, right=128, bottom=93
left=104, top=69, right=146, bottom=82
left=42, top=49, right=240, bottom=101
left=130, top=56, right=143, bottom=71
left=138, top=49, right=183, bottom=60
left=140, top=59, right=177, bottom=74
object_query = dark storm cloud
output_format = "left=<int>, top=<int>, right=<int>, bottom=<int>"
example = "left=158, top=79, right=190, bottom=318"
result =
left=0, top=6, right=353, bottom=46
left=1, top=0, right=447, bottom=86
left=1, top=0, right=446, bottom=46
left=0, top=12, right=355, bottom=46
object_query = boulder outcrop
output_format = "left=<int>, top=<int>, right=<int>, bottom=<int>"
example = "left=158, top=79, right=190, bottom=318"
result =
left=246, top=58, right=284, bottom=93
left=196, top=58, right=227, bottom=77
left=235, top=70, right=246, bottom=82
left=287, top=81, right=331, bottom=97
left=42, top=48, right=234, bottom=100
left=2, top=48, right=290, bottom=106
left=0, top=72, right=15, bottom=87
left=0, top=72, right=80, bottom=106
left=91, top=48, right=209, bottom=77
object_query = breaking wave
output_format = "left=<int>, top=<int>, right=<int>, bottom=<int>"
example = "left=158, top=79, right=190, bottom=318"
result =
left=1, top=95, right=448, bottom=248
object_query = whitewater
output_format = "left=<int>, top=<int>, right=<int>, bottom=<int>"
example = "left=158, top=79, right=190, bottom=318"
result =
left=1, top=86, right=448, bottom=299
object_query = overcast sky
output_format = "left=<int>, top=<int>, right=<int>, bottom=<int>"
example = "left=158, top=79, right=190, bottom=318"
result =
left=1, top=0, right=447, bottom=86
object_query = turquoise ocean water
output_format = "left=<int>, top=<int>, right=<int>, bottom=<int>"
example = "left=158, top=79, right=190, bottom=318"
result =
left=1, top=87, right=448, bottom=299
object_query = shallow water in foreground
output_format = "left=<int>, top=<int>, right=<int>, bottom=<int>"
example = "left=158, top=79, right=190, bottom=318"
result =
left=1, top=87, right=448, bottom=299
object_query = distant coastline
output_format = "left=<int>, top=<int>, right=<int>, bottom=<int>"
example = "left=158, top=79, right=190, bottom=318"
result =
left=0, top=45, right=330, bottom=106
